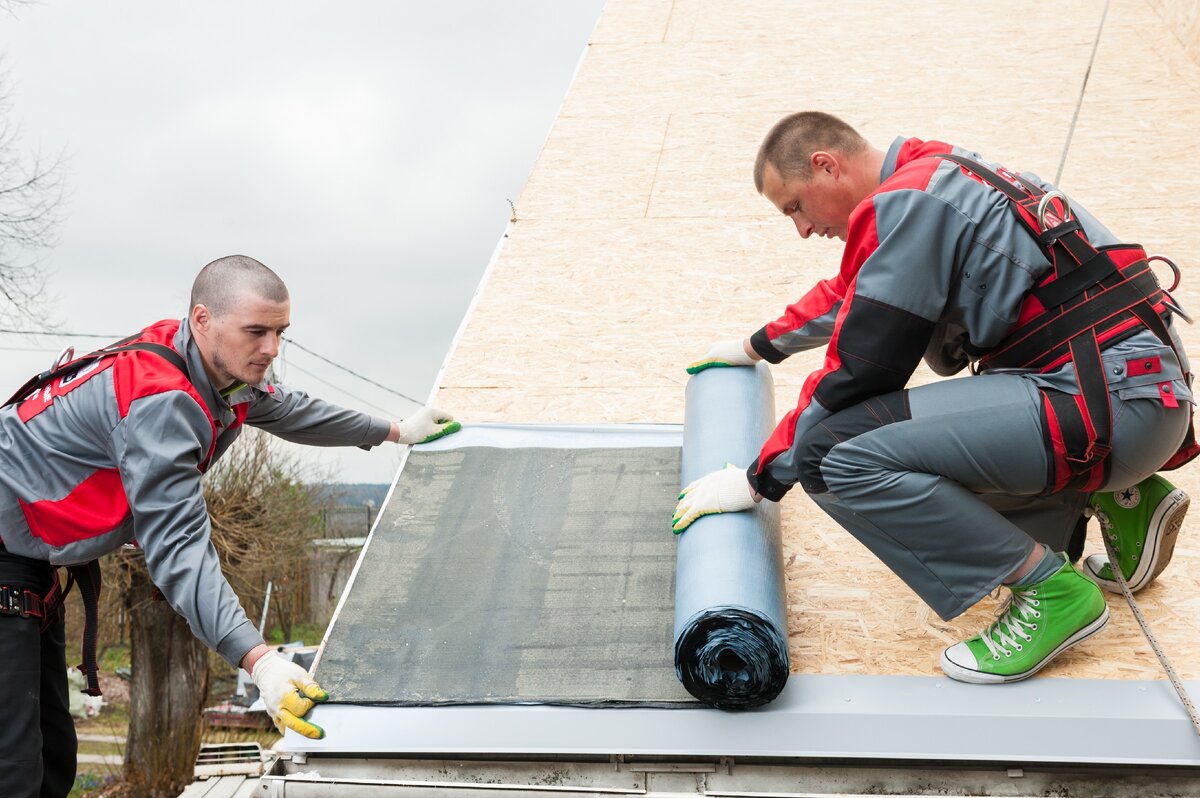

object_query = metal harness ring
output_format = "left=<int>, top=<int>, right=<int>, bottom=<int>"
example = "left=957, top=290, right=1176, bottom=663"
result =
left=1036, top=190, right=1072, bottom=232
left=1149, top=254, right=1183, bottom=293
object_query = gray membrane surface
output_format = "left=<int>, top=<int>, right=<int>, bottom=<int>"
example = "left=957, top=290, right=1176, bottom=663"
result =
left=317, top=445, right=697, bottom=706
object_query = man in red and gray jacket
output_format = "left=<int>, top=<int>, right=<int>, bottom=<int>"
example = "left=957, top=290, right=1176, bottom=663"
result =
left=0, top=255, right=459, bottom=798
left=674, top=112, right=1192, bottom=684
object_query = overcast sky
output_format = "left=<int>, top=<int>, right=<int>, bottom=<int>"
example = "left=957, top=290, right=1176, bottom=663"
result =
left=1, top=1, right=604, bottom=485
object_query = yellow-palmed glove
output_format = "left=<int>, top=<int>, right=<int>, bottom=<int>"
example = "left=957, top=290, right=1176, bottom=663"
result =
left=686, top=339, right=757, bottom=375
left=672, top=463, right=756, bottom=533
left=251, top=652, right=329, bottom=739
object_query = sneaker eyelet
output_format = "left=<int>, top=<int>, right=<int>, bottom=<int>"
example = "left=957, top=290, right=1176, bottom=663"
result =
left=1030, top=624, right=1038, bottom=630
left=1033, top=611, right=1041, bottom=618
left=1029, top=590, right=1037, bottom=596
left=1004, top=651, right=1012, bottom=657
left=1015, top=644, right=1023, bottom=651
left=993, top=655, right=1000, bottom=660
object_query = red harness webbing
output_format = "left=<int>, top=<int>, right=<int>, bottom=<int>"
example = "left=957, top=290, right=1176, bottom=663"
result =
left=934, top=153, right=1197, bottom=492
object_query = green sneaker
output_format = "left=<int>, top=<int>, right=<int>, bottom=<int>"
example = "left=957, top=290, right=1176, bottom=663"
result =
left=1084, top=474, right=1189, bottom=593
left=940, top=558, right=1109, bottom=684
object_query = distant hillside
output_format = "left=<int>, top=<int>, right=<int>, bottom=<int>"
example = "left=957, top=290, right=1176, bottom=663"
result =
left=311, top=483, right=389, bottom=508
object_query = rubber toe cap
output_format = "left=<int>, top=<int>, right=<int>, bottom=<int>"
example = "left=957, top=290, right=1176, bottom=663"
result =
left=1082, top=554, right=1109, bottom=580
left=941, top=642, right=978, bottom=672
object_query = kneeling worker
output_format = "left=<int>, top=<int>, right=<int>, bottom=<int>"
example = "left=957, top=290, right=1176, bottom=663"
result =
left=674, top=112, right=1193, bottom=683
left=0, top=255, right=460, bottom=797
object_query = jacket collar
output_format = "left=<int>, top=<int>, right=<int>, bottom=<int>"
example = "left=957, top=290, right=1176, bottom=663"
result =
left=172, top=318, right=271, bottom=416
left=881, top=136, right=906, bottom=182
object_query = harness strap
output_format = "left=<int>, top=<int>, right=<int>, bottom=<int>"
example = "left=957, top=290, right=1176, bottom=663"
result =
left=986, top=266, right=1164, bottom=370
left=932, top=151, right=1192, bottom=488
left=1066, top=332, right=1113, bottom=482
left=67, top=560, right=103, bottom=697
left=3, top=340, right=189, bottom=408
left=1032, top=251, right=1118, bottom=309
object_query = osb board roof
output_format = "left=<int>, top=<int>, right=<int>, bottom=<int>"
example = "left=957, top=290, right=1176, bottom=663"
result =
left=437, top=0, right=1200, bottom=681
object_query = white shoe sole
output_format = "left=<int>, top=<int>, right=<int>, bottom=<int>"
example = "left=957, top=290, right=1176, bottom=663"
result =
left=1087, top=490, right=1188, bottom=593
left=939, top=606, right=1110, bottom=685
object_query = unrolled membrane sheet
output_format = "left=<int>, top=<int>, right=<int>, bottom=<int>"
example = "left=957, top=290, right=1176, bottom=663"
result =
left=315, top=424, right=697, bottom=706
left=674, top=363, right=789, bottom=708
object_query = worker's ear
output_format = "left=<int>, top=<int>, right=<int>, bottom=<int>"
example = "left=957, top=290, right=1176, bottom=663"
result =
left=810, top=151, right=840, bottom=179
left=191, top=303, right=212, bottom=333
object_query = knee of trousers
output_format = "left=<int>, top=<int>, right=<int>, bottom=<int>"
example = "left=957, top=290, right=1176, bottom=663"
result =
left=795, top=391, right=911, bottom=495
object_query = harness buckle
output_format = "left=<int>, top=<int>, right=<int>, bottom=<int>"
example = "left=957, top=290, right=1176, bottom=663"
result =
left=0, top=585, right=44, bottom=619
left=0, top=585, right=17, bottom=615
left=1067, top=442, right=1111, bottom=469
left=1036, top=190, right=1072, bottom=232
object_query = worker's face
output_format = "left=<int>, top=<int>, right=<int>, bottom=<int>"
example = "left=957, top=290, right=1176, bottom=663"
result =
left=761, top=157, right=856, bottom=241
left=193, top=293, right=290, bottom=388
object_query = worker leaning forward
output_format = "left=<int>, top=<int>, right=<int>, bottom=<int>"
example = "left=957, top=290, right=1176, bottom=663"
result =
left=0, top=255, right=460, bottom=798
left=674, top=112, right=1195, bottom=684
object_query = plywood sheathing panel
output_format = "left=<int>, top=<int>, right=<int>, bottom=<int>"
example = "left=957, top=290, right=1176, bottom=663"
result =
left=439, top=0, right=1200, bottom=681
left=1147, top=0, right=1200, bottom=67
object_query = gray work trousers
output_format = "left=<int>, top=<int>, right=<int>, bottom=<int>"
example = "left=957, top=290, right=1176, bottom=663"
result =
left=802, top=374, right=1190, bottom=620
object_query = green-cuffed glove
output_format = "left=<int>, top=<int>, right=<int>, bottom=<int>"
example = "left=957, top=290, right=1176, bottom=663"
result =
left=251, top=652, right=330, bottom=739
left=686, top=339, right=757, bottom=375
left=672, top=463, right=755, bottom=533
left=397, top=405, right=461, bottom=444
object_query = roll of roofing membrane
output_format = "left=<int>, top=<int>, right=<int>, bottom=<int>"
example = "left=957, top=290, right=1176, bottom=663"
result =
left=674, top=362, right=789, bottom=708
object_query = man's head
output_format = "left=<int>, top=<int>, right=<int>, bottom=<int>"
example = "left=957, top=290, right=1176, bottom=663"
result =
left=189, top=255, right=290, bottom=388
left=753, top=111, right=882, bottom=241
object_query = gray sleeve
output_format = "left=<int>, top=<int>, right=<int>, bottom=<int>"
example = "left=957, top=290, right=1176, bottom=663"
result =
left=749, top=189, right=966, bottom=501
left=112, top=391, right=264, bottom=668
left=245, top=383, right=392, bottom=448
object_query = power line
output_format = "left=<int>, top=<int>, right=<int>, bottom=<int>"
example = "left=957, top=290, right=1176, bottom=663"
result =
left=0, top=345, right=61, bottom=353
left=279, top=359, right=401, bottom=419
left=282, top=336, right=423, bottom=407
left=0, top=328, right=120, bottom=339
left=0, top=326, right=423, bottom=408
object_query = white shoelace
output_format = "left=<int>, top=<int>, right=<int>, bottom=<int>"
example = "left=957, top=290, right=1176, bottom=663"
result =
left=978, top=588, right=1042, bottom=660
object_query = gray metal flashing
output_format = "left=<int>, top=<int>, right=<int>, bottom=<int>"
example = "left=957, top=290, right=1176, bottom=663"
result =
left=281, top=673, right=1200, bottom=766
left=417, top=422, right=683, bottom=451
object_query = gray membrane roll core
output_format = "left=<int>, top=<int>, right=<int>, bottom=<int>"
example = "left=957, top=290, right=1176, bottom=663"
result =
left=674, top=363, right=789, bottom=708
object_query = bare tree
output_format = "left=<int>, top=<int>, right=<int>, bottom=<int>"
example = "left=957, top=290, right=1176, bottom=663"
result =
left=0, top=59, right=64, bottom=326
left=109, top=430, right=327, bottom=797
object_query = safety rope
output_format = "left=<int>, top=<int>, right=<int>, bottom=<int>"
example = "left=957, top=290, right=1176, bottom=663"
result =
left=1100, top=529, right=1200, bottom=737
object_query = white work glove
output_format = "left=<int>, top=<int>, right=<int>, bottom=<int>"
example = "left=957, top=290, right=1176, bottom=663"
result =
left=672, top=463, right=756, bottom=533
left=396, top=405, right=461, bottom=444
left=686, top=339, right=757, bottom=374
left=251, top=652, right=329, bottom=739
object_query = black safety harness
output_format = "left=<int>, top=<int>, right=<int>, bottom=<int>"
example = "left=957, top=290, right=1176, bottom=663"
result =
left=934, top=153, right=1198, bottom=494
left=0, top=333, right=191, bottom=696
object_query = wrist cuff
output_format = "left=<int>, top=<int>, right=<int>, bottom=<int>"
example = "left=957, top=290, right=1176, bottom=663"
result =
left=750, top=328, right=787, bottom=364
left=746, top=460, right=791, bottom=502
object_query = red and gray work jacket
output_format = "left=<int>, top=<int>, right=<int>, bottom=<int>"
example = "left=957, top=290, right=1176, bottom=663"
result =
left=747, top=137, right=1194, bottom=501
left=0, top=318, right=392, bottom=671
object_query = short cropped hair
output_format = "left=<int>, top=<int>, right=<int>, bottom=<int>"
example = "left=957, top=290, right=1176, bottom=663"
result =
left=190, top=255, right=289, bottom=317
left=753, top=112, right=868, bottom=192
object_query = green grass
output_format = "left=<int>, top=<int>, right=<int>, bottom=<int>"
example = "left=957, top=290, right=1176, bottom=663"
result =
left=98, top=644, right=131, bottom=673
left=68, top=771, right=117, bottom=797
left=265, top=621, right=326, bottom=646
